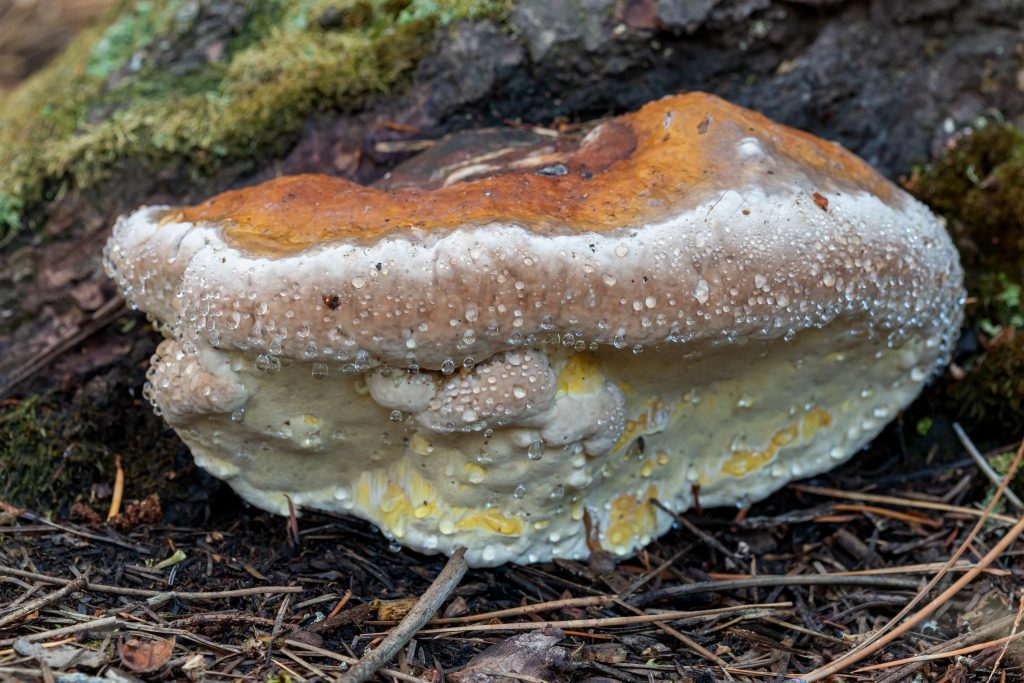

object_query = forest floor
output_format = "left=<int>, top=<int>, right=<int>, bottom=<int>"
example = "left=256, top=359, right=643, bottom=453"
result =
left=1, top=417, right=1023, bottom=681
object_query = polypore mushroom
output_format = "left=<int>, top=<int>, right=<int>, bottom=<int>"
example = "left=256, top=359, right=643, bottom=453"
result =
left=104, top=92, right=964, bottom=566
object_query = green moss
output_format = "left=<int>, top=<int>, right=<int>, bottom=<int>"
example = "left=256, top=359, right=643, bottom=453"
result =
left=909, top=121, right=1024, bottom=332
left=85, top=0, right=180, bottom=79
left=0, top=0, right=512, bottom=239
left=989, top=446, right=1024, bottom=498
left=910, top=121, right=1024, bottom=442
left=0, top=377, right=201, bottom=515
left=0, top=393, right=112, bottom=511
left=950, top=334, right=1024, bottom=438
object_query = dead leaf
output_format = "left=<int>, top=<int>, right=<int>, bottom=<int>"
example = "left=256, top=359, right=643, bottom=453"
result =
left=580, top=643, right=628, bottom=664
left=14, top=639, right=108, bottom=669
left=449, top=629, right=572, bottom=683
left=117, top=635, right=175, bottom=673
left=442, top=595, right=469, bottom=619
left=181, top=653, right=207, bottom=681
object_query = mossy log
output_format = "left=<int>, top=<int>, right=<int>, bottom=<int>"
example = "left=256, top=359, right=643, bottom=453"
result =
left=1, top=0, right=1023, bottom=513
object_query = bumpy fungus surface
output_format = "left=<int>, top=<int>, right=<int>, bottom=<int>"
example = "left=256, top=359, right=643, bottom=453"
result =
left=105, top=93, right=964, bottom=566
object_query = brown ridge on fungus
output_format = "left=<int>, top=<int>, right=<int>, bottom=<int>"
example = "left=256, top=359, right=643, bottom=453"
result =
left=177, top=93, right=896, bottom=256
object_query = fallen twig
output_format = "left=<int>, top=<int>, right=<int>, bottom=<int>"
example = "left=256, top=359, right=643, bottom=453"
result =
left=0, top=576, right=88, bottom=629
left=790, top=483, right=1018, bottom=525
left=340, top=546, right=468, bottom=683
left=414, top=602, right=791, bottom=636
left=283, top=639, right=428, bottom=683
left=954, top=423, right=1024, bottom=509
left=631, top=573, right=919, bottom=607
left=856, top=628, right=1024, bottom=672
left=797, top=437, right=1024, bottom=682
left=0, top=565, right=303, bottom=601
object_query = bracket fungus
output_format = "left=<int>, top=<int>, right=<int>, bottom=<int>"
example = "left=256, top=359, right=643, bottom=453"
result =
left=105, top=93, right=964, bottom=566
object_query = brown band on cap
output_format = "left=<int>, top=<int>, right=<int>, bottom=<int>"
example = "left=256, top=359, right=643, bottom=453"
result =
left=177, top=92, right=896, bottom=256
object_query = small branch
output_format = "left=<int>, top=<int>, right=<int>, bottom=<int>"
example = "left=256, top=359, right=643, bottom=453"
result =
left=654, top=500, right=743, bottom=566
left=0, top=615, right=120, bottom=647
left=612, top=597, right=733, bottom=681
left=631, top=573, right=919, bottom=608
left=0, top=565, right=303, bottom=600
left=953, top=423, right=1024, bottom=509
left=0, top=576, right=88, bottom=629
left=798, top=436, right=1024, bottom=682
left=340, top=547, right=467, bottom=683
left=800, top=512, right=1024, bottom=681
left=415, top=602, right=790, bottom=636
left=283, top=639, right=427, bottom=683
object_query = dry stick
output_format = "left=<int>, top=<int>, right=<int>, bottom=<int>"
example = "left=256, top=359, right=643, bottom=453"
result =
left=0, top=565, right=303, bottom=600
left=265, top=594, right=292, bottom=667
left=416, top=602, right=791, bottom=636
left=611, top=597, right=734, bottom=682
left=0, top=576, right=88, bottom=629
left=654, top=500, right=742, bottom=565
left=340, top=547, right=468, bottom=683
left=282, top=639, right=428, bottom=683
left=0, top=615, right=120, bottom=647
left=16, top=512, right=153, bottom=554
left=367, top=595, right=615, bottom=627
left=954, top=423, right=1024, bottom=510
left=631, top=573, right=919, bottom=607
left=797, top=435, right=1024, bottom=683
left=857, top=629, right=1024, bottom=672
left=790, top=483, right=1019, bottom=525
left=278, top=650, right=332, bottom=681
left=876, top=614, right=1017, bottom=683
left=985, top=591, right=1024, bottom=683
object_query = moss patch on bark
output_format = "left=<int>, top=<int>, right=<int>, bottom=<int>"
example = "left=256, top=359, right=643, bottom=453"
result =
left=908, top=121, right=1024, bottom=440
left=0, top=0, right=511, bottom=241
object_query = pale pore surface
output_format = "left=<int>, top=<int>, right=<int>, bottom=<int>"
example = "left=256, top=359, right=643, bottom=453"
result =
left=152, top=324, right=931, bottom=566
left=108, top=185, right=964, bottom=565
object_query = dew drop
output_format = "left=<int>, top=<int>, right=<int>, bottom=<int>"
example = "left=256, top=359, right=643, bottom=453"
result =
left=527, top=440, right=544, bottom=461
left=693, top=279, right=710, bottom=304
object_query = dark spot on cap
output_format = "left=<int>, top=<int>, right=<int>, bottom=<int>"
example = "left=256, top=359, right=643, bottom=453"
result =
left=322, top=294, right=340, bottom=310
left=812, top=192, right=829, bottom=211
left=697, top=114, right=711, bottom=135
